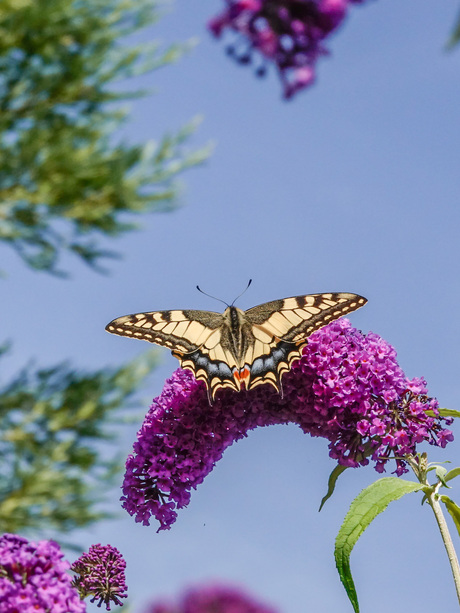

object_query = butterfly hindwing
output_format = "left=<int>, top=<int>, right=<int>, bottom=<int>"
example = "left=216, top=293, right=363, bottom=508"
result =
left=106, top=292, right=367, bottom=402
left=176, top=343, right=240, bottom=399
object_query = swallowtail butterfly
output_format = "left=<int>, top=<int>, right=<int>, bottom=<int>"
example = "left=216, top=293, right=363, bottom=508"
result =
left=105, top=291, right=367, bottom=403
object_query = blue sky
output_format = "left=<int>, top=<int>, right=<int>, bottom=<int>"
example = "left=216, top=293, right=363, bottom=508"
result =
left=2, top=1, right=460, bottom=611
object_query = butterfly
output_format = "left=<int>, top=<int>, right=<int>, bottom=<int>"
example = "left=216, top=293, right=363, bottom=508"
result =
left=105, top=291, right=367, bottom=403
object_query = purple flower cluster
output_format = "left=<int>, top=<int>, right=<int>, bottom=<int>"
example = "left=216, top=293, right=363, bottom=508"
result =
left=71, top=544, right=128, bottom=610
left=147, top=584, right=278, bottom=613
left=208, top=0, right=365, bottom=98
left=122, top=319, right=453, bottom=531
left=0, top=533, right=85, bottom=613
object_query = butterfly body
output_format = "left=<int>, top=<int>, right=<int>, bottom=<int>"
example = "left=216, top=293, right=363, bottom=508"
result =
left=106, top=292, right=367, bottom=402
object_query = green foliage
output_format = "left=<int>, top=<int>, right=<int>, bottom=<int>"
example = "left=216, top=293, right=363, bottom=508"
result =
left=319, top=464, right=348, bottom=511
left=0, top=347, right=158, bottom=534
left=447, top=8, right=460, bottom=49
left=334, top=477, right=424, bottom=613
left=446, top=467, right=460, bottom=483
left=0, top=0, right=210, bottom=274
left=320, top=444, right=376, bottom=511
left=434, top=465, right=450, bottom=488
left=440, top=468, right=460, bottom=536
left=440, top=496, right=460, bottom=538
left=426, top=408, right=460, bottom=419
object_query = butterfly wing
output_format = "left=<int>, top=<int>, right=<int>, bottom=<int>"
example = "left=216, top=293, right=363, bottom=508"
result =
left=105, top=309, right=239, bottom=397
left=106, top=292, right=367, bottom=402
left=242, top=292, right=367, bottom=393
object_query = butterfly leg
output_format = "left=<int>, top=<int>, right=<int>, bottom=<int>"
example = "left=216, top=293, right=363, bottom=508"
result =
left=278, top=377, right=284, bottom=399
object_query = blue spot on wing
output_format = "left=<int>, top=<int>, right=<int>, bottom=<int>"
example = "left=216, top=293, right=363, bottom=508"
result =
left=249, top=341, right=300, bottom=377
left=190, top=351, right=233, bottom=378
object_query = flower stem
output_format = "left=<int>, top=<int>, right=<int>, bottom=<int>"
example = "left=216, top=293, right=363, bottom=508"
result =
left=406, top=454, right=460, bottom=604
left=425, top=487, right=460, bottom=605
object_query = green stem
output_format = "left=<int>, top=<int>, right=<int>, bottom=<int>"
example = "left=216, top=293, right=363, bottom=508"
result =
left=426, top=485, right=460, bottom=605
left=406, top=456, right=460, bottom=605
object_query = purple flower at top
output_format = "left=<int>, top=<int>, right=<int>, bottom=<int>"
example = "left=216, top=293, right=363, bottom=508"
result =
left=146, top=583, right=278, bottom=613
left=0, top=533, right=85, bottom=613
left=122, top=319, right=453, bottom=531
left=208, top=0, right=366, bottom=98
left=71, top=544, right=128, bottom=610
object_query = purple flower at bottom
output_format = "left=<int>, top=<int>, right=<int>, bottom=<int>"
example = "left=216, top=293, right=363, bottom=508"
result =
left=146, top=584, right=278, bottom=613
left=71, top=544, right=127, bottom=610
left=122, top=319, right=453, bottom=531
left=208, top=0, right=366, bottom=98
left=0, top=533, right=85, bottom=613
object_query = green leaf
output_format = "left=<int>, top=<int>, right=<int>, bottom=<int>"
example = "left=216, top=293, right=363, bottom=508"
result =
left=440, top=496, right=460, bottom=537
left=425, top=408, right=460, bottom=419
left=335, top=478, right=424, bottom=612
left=445, top=467, right=460, bottom=483
left=435, top=466, right=450, bottom=488
left=447, top=10, right=460, bottom=49
left=319, top=464, right=348, bottom=511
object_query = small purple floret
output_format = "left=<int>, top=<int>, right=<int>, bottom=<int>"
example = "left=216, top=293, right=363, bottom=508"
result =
left=122, top=319, right=453, bottom=530
left=0, top=533, right=85, bottom=613
left=146, top=584, right=278, bottom=613
left=208, top=0, right=366, bottom=98
left=71, top=543, right=128, bottom=610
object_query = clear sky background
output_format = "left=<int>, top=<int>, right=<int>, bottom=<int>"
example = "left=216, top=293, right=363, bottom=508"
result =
left=2, top=1, right=460, bottom=611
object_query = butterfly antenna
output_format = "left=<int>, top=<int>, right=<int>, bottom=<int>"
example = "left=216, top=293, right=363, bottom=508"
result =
left=231, top=279, right=253, bottom=306
left=196, top=285, right=229, bottom=308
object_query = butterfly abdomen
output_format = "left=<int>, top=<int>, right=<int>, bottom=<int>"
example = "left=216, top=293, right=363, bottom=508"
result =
left=221, top=307, right=246, bottom=361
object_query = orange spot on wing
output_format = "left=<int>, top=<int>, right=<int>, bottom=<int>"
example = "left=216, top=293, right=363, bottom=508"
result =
left=234, top=367, right=250, bottom=389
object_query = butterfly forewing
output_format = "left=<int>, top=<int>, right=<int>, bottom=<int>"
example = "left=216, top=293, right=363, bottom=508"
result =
left=105, top=309, right=223, bottom=354
left=245, top=293, right=366, bottom=342
left=105, top=291, right=367, bottom=402
left=240, top=292, right=367, bottom=394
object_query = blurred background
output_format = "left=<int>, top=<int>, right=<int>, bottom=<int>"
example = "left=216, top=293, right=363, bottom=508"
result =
left=1, top=0, right=459, bottom=611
